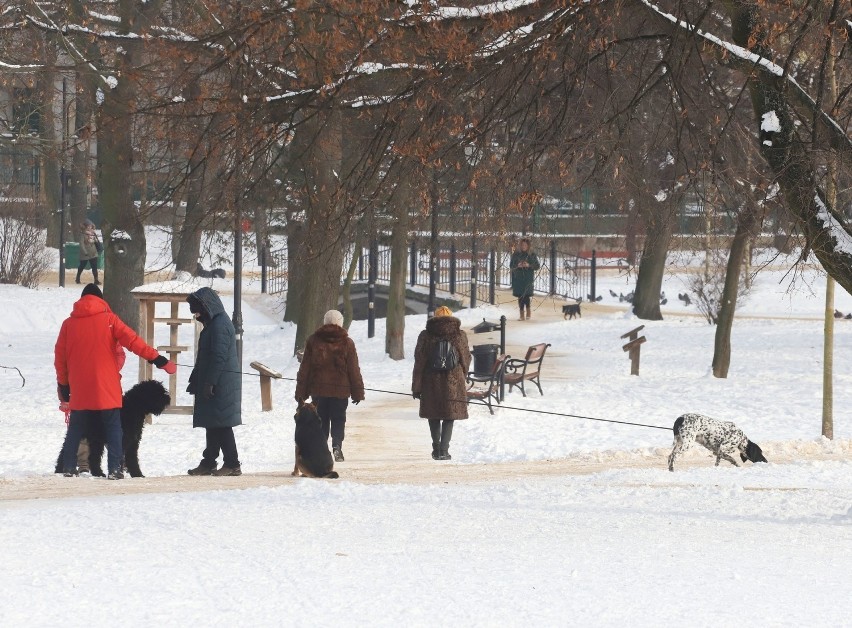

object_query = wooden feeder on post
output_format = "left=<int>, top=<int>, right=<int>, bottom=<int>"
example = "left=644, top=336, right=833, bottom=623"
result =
left=132, top=285, right=200, bottom=420
left=621, top=325, right=646, bottom=376
left=250, top=361, right=283, bottom=411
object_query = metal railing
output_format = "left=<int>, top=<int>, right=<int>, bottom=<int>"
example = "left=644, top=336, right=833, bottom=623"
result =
left=263, top=239, right=597, bottom=304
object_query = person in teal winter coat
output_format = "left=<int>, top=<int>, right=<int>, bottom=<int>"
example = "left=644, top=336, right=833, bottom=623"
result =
left=185, top=287, right=243, bottom=476
left=510, top=238, right=540, bottom=320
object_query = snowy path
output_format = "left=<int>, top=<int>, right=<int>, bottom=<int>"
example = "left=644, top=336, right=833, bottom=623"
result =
left=3, top=424, right=850, bottom=502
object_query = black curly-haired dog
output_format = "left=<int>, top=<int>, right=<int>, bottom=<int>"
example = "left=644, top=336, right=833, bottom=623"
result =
left=54, top=379, right=171, bottom=478
left=668, top=413, right=767, bottom=472
left=291, top=403, right=339, bottom=479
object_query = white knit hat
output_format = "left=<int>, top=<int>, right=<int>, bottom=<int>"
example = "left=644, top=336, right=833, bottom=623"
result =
left=323, top=309, right=344, bottom=327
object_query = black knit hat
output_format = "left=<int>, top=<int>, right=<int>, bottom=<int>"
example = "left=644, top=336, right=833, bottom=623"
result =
left=81, top=283, right=103, bottom=299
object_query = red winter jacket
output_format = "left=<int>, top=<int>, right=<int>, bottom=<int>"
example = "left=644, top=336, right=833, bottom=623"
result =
left=54, top=295, right=159, bottom=410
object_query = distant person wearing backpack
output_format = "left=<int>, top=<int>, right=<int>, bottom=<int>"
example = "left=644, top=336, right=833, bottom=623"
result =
left=411, top=306, right=472, bottom=460
left=510, top=237, right=540, bottom=320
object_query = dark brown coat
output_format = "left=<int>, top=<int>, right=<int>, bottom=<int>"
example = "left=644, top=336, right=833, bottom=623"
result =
left=411, top=316, right=472, bottom=420
left=296, top=324, right=365, bottom=402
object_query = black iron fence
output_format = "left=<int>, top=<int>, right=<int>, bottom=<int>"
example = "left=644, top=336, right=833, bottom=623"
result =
left=262, top=239, right=598, bottom=304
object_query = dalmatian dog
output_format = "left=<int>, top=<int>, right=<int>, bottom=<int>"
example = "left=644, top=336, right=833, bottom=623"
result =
left=668, top=413, right=767, bottom=471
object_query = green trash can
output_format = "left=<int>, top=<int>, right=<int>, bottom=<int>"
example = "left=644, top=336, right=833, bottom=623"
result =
left=64, top=242, right=80, bottom=270
left=64, top=242, right=104, bottom=270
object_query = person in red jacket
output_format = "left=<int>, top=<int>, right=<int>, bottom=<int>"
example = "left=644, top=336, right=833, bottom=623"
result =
left=54, top=283, right=176, bottom=479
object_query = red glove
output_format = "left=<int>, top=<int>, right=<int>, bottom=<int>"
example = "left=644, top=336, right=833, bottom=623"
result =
left=161, top=360, right=177, bottom=375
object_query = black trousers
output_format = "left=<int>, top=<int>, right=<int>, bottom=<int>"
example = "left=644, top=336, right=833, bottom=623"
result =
left=75, top=258, right=99, bottom=281
left=315, top=397, right=348, bottom=448
left=202, top=426, right=240, bottom=468
left=518, top=295, right=531, bottom=311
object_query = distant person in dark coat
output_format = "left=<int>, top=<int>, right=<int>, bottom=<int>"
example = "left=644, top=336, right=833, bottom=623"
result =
left=54, top=283, right=176, bottom=479
left=510, top=237, right=540, bottom=320
left=295, top=310, right=365, bottom=462
left=411, top=306, right=472, bottom=460
left=75, top=220, right=100, bottom=285
left=186, top=287, right=243, bottom=476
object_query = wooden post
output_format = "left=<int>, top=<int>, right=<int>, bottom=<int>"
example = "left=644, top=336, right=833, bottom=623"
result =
left=250, top=361, right=283, bottom=412
left=132, top=290, right=197, bottom=418
left=620, top=325, right=646, bottom=376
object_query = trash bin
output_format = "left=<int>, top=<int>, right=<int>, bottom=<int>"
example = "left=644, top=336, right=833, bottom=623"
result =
left=471, top=344, right=499, bottom=377
left=64, top=242, right=104, bottom=270
left=64, top=242, right=80, bottom=269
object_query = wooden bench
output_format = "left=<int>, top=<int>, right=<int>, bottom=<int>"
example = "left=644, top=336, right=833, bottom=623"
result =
left=503, top=343, right=550, bottom=397
left=467, top=354, right=508, bottom=415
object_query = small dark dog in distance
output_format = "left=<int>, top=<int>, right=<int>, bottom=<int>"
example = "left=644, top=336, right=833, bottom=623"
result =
left=668, top=413, right=767, bottom=472
left=292, top=402, right=339, bottom=479
left=55, top=379, right=171, bottom=478
left=195, top=262, right=226, bottom=279
left=562, top=299, right=582, bottom=320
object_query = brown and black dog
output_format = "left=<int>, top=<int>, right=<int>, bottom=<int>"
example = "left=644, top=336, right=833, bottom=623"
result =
left=291, top=403, right=339, bottom=479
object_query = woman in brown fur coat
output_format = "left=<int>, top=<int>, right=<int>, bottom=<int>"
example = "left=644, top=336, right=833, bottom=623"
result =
left=295, top=310, right=365, bottom=462
left=411, top=306, right=472, bottom=460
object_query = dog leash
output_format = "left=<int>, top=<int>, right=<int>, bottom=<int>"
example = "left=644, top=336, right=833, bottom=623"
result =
left=173, top=362, right=671, bottom=431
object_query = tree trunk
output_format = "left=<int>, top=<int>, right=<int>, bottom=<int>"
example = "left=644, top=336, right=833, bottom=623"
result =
left=632, top=209, right=672, bottom=320
left=712, top=203, right=763, bottom=378
left=173, top=152, right=206, bottom=273
left=386, top=196, right=412, bottom=359
left=341, top=225, right=363, bottom=330
left=96, top=9, right=152, bottom=329
left=172, top=75, right=207, bottom=273
left=821, top=32, right=839, bottom=441
left=283, top=217, right=305, bottom=325
left=823, top=276, right=835, bottom=439
left=69, top=71, right=95, bottom=231
left=38, top=62, right=61, bottom=247
left=293, top=106, right=346, bottom=353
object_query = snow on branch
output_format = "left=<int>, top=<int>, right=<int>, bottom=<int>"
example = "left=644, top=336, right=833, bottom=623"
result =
left=814, top=194, right=852, bottom=259
left=403, top=0, right=541, bottom=21
left=636, top=0, right=852, bottom=158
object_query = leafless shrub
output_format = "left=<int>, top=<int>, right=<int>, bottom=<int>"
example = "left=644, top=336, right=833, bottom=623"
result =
left=687, top=249, right=750, bottom=325
left=0, top=200, right=51, bottom=288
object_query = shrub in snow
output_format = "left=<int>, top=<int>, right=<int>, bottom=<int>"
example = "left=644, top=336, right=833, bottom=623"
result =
left=686, top=248, right=749, bottom=324
left=0, top=200, right=51, bottom=288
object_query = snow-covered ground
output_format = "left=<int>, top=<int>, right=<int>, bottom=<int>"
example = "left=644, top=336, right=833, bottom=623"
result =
left=2, top=231, right=852, bottom=626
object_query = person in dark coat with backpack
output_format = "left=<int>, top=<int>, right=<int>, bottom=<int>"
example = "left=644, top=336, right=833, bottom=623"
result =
left=411, top=306, right=472, bottom=460
left=185, top=287, right=243, bottom=476
left=510, top=237, right=540, bottom=320
left=295, top=309, right=365, bottom=462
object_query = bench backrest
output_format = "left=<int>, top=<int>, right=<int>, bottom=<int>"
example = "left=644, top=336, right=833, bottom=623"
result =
left=524, top=343, right=549, bottom=368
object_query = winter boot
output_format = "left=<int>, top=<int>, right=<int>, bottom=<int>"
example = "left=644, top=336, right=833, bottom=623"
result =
left=526, top=304, right=532, bottom=320
left=333, top=447, right=344, bottom=462
left=439, top=420, right=454, bottom=460
left=93, top=269, right=100, bottom=285
left=187, top=461, right=217, bottom=476
left=519, top=309, right=525, bottom=321
left=75, top=270, right=82, bottom=284
left=107, top=470, right=124, bottom=480
left=212, top=465, right=242, bottom=476
left=429, top=420, right=441, bottom=460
